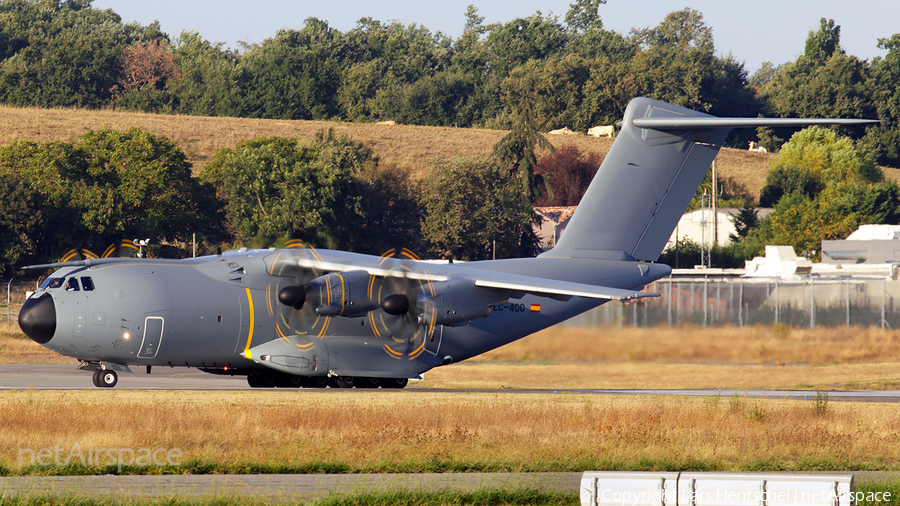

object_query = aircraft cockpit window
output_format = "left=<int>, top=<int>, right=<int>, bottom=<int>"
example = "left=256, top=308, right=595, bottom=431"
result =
left=64, top=277, right=80, bottom=291
left=81, top=277, right=95, bottom=291
left=46, top=278, right=64, bottom=289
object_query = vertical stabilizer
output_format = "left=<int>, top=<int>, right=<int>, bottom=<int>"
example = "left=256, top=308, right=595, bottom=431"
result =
left=542, top=97, right=876, bottom=262
left=543, top=97, right=729, bottom=262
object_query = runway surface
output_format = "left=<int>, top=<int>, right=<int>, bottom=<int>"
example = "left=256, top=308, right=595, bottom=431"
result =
left=3, top=364, right=900, bottom=402
left=0, top=473, right=580, bottom=501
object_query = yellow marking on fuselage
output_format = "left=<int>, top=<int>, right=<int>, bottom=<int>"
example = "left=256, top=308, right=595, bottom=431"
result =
left=408, top=341, right=425, bottom=360
left=367, top=274, right=376, bottom=300
left=265, top=285, right=274, bottom=317
left=243, top=289, right=255, bottom=354
left=384, top=345, right=403, bottom=359
left=317, top=316, right=330, bottom=338
left=369, top=312, right=382, bottom=338
left=268, top=251, right=281, bottom=275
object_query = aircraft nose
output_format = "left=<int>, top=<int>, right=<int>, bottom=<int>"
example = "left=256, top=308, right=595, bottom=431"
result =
left=18, top=293, right=57, bottom=344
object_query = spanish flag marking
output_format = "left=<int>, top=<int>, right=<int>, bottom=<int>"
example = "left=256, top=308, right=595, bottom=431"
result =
left=530, top=304, right=541, bottom=313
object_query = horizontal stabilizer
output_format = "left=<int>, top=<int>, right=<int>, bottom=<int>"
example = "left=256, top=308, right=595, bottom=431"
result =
left=630, top=117, right=878, bottom=130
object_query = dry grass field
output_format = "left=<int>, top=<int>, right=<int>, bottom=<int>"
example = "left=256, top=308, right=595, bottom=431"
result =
left=477, top=324, right=900, bottom=364
left=7, top=104, right=897, bottom=198
left=2, top=390, right=899, bottom=474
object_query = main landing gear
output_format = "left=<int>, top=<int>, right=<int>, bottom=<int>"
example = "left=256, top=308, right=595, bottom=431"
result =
left=246, top=371, right=408, bottom=389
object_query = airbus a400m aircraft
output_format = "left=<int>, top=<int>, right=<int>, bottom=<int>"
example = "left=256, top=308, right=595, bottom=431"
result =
left=18, top=97, right=875, bottom=388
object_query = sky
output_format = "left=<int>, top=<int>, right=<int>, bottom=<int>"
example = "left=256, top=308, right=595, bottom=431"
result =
left=92, top=0, right=897, bottom=74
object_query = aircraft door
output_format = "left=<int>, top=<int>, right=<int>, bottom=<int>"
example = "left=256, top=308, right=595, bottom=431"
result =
left=138, top=316, right=164, bottom=359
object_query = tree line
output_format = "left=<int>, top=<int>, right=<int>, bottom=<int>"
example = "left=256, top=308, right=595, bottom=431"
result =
left=2, top=1, right=898, bottom=164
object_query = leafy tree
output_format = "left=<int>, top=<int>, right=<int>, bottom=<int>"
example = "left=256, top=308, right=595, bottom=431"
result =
left=565, top=0, right=606, bottom=33
left=501, top=55, right=594, bottom=131
left=866, top=34, right=900, bottom=166
left=533, top=144, right=602, bottom=206
left=491, top=79, right=556, bottom=200
left=759, top=18, right=875, bottom=144
left=240, top=20, right=347, bottom=120
left=353, top=164, right=423, bottom=254
left=486, top=13, right=568, bottom=76
left=111, top=40, right=180, bottom=112
left=72, top=128, right=218, bottom=245
left=168, top=31, right=246, bottom=117
left=0, top=129, right=217, bottom=262
left=630, top=8, right=713, bottom=53
left=759, top=126, right=880, bottom=206
left=583, top=9, right=757, bottom=126
left=749, top=127, right=897, bottom=259
left=768, top=126, right=880, bottom=187
left=0, top=0, right=133, bottom=107
left=202, top=130, right=400, bottom=251
left=0, top=172, right=42, bottom=276
left=804, top=18, right=842, bottom=62
left=419, top=157, right=539, bottom=260
left=729, top=205, right=759, bottom=241
left=749, top=61, right=778, bottom=90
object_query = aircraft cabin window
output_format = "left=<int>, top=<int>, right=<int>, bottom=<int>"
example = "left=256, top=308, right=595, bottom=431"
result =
left=46, top=278, right=64, bottom=289
left=65, top=277, right=80, bottom=291
left=81, top=277, right=95, bottom=291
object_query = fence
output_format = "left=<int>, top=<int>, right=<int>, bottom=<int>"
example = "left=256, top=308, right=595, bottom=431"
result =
left=1, top=280, right=39, bottom=330
left=565, top=276, right=900, bottom=329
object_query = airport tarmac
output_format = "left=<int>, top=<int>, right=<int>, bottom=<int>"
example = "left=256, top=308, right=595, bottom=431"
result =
left=2, top=472, right=900, bottom=502
left=0, top=473, right=580, bottom=501
left=2, top=364, right=900, bottom=401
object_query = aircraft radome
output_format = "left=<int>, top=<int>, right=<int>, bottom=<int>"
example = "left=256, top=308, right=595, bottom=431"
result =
left=17, top=97, right=876, bottom=389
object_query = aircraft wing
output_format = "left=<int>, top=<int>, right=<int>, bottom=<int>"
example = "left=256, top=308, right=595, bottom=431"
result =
left=294, top=256, right=656, bottom=301
left=473, top=277, right=656, bottom=301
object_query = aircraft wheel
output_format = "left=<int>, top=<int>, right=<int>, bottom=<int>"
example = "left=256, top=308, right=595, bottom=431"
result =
left=332, top=376, right=355, bottom=389
left=303, top=376, right=329, bottom=388
left=247, top=372, right=277, bottom=388
left=277, top=374, right=304, bottom=388
left=383, top=378, right=408, bottom=389
left=94, top=369, right=117, bottom=388
left=357, top=377, right=381, bottom=389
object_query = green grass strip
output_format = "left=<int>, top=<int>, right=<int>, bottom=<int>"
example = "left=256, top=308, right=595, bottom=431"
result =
left=0, top=489, right=579, bottom=506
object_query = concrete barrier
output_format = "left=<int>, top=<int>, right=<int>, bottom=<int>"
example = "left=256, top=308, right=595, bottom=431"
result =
left=581, top=472, right=853, bottom=506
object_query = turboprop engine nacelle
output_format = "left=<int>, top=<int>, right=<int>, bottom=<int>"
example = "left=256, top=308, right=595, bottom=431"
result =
left=421, top=279, right=507, bottom=327
left=278, top=270, right=379, bottom=316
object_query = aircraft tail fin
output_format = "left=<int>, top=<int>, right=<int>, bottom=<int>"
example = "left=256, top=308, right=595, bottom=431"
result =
left=541, top=97, right=876, bottom=262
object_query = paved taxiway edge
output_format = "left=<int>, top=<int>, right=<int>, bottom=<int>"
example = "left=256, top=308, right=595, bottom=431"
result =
left=3, top=365, right=900, bottom=402
left=3, top=472, right=900, bottom=501
left=0, top=472, right=581, bottom=501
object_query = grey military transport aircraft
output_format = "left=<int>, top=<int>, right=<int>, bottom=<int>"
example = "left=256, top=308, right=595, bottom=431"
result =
left=18, top=97, right=876, bottom=388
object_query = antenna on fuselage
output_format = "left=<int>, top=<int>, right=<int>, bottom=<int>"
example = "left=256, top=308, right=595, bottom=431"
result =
left=133, top=238, right=151, bottom=258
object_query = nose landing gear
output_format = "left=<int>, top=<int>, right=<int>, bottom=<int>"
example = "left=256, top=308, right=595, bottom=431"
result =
left=92, top=369, right=118, bottom=388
